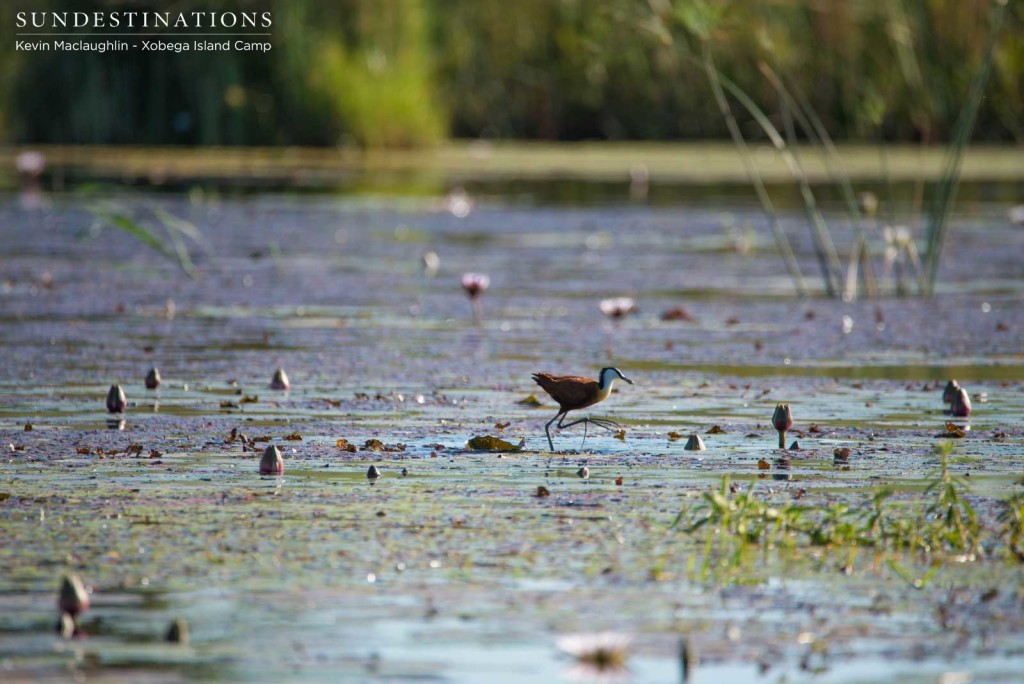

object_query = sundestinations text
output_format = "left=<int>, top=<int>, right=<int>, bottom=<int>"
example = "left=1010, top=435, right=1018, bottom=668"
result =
left=16, top=11, right=271, bottom=29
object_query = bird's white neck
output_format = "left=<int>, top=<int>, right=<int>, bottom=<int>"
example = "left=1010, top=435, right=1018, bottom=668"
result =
left=598, top=369, right=619, bottom=392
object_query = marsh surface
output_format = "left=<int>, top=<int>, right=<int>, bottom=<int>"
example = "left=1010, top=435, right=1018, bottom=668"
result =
left=1, top=181, right=1023, bottom=683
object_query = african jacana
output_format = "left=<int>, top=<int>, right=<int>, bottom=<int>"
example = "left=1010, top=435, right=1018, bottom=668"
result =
left=532, top=367, right=633, bottom=451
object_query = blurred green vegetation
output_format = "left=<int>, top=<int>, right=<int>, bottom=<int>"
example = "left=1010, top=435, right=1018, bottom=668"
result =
left=1, top=0, right=1021, bottom=147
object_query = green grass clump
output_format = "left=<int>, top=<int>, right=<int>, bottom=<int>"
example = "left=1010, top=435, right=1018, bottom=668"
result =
left=670, top=443, right=1015, bottom=583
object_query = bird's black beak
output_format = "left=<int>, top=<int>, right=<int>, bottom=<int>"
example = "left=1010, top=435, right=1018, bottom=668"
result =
left=622, top=375, right=634, bottom=386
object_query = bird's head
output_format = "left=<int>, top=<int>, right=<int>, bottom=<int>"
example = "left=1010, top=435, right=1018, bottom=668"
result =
left=599, top=367, right=634, bottom=389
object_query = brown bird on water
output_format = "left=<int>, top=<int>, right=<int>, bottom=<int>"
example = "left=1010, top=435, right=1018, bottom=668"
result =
left=532, top=367, right=633, bottom=451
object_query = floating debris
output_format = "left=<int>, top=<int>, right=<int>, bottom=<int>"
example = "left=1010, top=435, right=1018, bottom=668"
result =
left=259, top=445, right=283, bottom=475
left=145, top=367, right=161, bottom=390
left=335, top=438, right=357, bottom=453
left=467, top=435, right=521, bottom=452
left=166, top=618, right=189, bottom=644
left=106, top=384, right=126, bottom=413
left=270, top=368, right=290, bottom=391
left=536, top=486, right=551, bottom=497
left=939, top=422, right=968, bottom=439
left=683, top=434, right=705, bottom=451
left=661, top=306, right=694, bottom=321
left=517, top=394, right=542, bottom=407
left=772, top=403, right=793, bottom=449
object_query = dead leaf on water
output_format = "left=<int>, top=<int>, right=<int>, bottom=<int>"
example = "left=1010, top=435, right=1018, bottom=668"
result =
left=239, top=395, right=258, bottom=404
left=939, top=422, right=968, bottom=438
left=220, top=401, right=239, bottom=409
left=667, top=432, right=683, bottom=441
left=363, top=439, right=405, bottom=452
left=615, top=476, right=624, bottom=486
left=467, top=435, right=521, bottom=452
left=708, top=425, right=725, bottom=434
left=335, top=438, right=357, bottom=452
left=757, top=459, right=770, bottom=470
left=536, top=486, right=550, bottom=497
left=494, top=421, right=511, bottom=431
left=283, top=432, right=303, bottom=441
left=613, top=429, right=626, bottom=440
left=517, top=394, right=542, bottom=407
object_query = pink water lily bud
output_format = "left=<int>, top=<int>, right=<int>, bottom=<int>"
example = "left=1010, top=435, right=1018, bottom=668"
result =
left=950, top=387, right=972, bottom=417
left=259, top=445, right=284, bottom=475
left=270, top=368, right=290, bottom=391
left=460, top=273, right=490, bottom=299
left=599, top=297, right=636, bottom=319
left=772, top=403, right=793, bottom=449
left=106, top=385, right=126, bottom=413
left=942, top=380, right=959, bottom=404
left=145, top=367, right=161, bottom=390
left=58, top=574, right=89, bottom=617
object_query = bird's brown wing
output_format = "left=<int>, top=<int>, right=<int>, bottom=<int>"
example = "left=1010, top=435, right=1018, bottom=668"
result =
left=532, top=373, right=600, bottom=410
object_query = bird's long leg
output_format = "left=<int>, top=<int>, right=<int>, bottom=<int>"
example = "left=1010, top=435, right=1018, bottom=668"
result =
left=558, top=415, right=621, bottom=436
left=544, top=410, right=566, bottom=452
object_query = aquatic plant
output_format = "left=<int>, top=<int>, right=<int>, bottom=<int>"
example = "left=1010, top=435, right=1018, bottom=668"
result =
left=920, top=0, right=1009, bottom=297
left=672, top=443, right=991, bottom=582
left=58, top=574, right=89, bottom=618
left=105, top=384, right=126, bottom=413
left=84, top=198, right=207, bottom=279
left=461, top=272, right=490, bottom=322
left=270, top=368, right=290, bottom=391
left=950, top=387, right=972, bottom=418
left=259, top=445, right=284, bottom=475
left=771, top=404, right=793, bottom=449
left=599, top=297, right=636, bottom=319
left=556, top=631, right=632, bottom=670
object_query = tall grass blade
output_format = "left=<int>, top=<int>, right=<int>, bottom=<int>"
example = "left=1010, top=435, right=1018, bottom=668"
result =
left=921, top=1, right=1007, bottom=296
left=710, top=62, right=841, bottom=296
left=701, top=45, right=807, bottom=297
